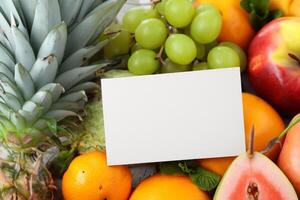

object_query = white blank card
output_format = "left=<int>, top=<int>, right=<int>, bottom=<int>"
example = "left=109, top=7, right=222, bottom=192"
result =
left=101, top=68, right=245, bottom=166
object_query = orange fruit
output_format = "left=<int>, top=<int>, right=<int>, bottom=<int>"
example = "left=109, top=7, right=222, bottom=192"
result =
left=195, top=0, right=255, bottom=49
left=289, top=0, right=300, bottom=16
left=270, top=0, right=300, bottom=17
left=197, top=157, right=234, bottom=176
left=197, top=93, right=285, bottom=176
left=62, top=151, right=132, bottom=200
left=242, top=93, right=285, bottom=160
left=130, top=174, right=210, bottom=200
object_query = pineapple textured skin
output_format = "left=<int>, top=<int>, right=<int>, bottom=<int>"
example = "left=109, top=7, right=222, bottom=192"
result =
left=76, top=93, right=105, bottom=154
left=0, top=0, right=125, bottom=199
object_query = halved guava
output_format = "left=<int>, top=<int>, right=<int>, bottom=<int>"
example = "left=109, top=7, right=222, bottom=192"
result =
left=214, top=152, right=298, bottom=200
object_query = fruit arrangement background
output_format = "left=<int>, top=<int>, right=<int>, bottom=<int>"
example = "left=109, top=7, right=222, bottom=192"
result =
left=62, top=0, right=300, bottom=199
left=0, top=0, right=299, bottom=199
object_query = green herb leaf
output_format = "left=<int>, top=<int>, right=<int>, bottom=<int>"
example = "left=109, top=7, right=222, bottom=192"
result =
left=159, top=162, right=186, bottom=176
left=249, top=0, right=269, bottom=18
left=178, top=161, right=198, bottom=174
left=240, top=0, right=252, bottom=12
left=269, top=9, right=284, bottom=19
left=240, top=0, right=283, bottom=31
left=249, top=11, right=265, bottom=31
left=160, top=161, right=221, bottom=191
left=190, top=167, right=221, bottom=192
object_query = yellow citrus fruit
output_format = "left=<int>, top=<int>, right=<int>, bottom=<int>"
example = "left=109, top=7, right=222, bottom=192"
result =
left=130, top=174, right=210, bottom=200
left=62, top=151, right=132, bottom=200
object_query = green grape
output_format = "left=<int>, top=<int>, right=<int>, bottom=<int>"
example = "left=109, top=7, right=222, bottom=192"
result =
left=131, top=43, right=143, bottom=54
left=219, top=42, right=247, bottom=72
left=205, top=40, right=218, bottom=52
left=104, top=70, right=135, bottom=78
left=165, top=34, right=197, bottom=65
left=196, top=3, right=217, bottom=14
left=196, top=43, right=206, bottom=60
left=203, top=40, right=218, bottom=59
left=99, top=23, right=121, bottom=41
left=184, top=26, right=191, bottom=35
left=190, top=8, right=222, bottom=44
left=122, top=7, right=159, bottom=33
left=98, top=33, right=107, bottom=42
left=165, top=0, right=195, bottom=28
left=135, top=18, right=168, bottom=50
left=104, top=26, right=132, bottom=59
left=105, top=23, right=122, bottom=32
left=160, top=16, right=168, bottom=25
left=155, top=0, right=168, bottom=16
left=161, top=59, right=191, bottom=73
left=193, top=62, right=209, bottom=71
left=128, top=49, right=160, bottom=75
left=207, top=46, right=240, bottom=69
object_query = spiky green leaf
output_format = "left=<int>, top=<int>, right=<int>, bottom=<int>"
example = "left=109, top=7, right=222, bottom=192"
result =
left=14, top=63, right=35, bottom=100
left=37, top=22, right=67, bottom=65
left=55, top=64, right=107, bottom=90
left=30, top=55, right=58, bottom=89
left=30, top=0, right=61, bottom=52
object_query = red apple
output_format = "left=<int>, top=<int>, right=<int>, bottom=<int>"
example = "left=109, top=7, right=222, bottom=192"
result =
left=248, top=17, right=300, bottom=115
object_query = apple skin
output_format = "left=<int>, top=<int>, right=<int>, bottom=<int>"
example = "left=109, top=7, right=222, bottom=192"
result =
left=248, top=17, right=300, bottom=115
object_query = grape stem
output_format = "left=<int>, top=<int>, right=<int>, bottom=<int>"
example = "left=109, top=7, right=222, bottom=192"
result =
left=126, top=0, right=160, bottom=6
left=151, top=0, right=161, bottom=4
left=104, top=30, right=122, bottom=36
left=156, top=45, right=165, bottom=65
left=168, top=25, right=178, bottom=34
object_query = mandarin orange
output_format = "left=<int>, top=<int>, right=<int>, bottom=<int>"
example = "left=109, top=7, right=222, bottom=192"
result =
left=130, top=174, right=210, bottom=200
left=62, top=151, right=132, bottom=200
left=198, top=93, right=285, bottom=176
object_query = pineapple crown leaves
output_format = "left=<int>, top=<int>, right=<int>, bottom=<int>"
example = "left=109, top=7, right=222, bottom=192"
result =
left=0, top=0, right=126, bottom=139
left=0, top=144, right=56, bottom=199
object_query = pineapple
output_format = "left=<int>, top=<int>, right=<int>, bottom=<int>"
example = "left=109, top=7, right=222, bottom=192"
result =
left=75, top=69, right=135, bottom=154
left=0, top=0, right=125, bottom=199
left=76, top=93, right=105, bottom=154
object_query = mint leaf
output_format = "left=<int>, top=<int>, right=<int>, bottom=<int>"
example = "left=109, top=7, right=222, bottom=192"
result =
left=189, top=167, right=221, bottom=192
left=249, top=11, right=265, bottom=31
left=178, top=161, right=198, bottom=174
left=160, top=161, right=199, bottom=175
left=240, top=0, right=283, bottom=31
left=249, top=0, right=269, bottom=18
left=159, top=162, right=186, bottom=176
left=269, top=9, right=284, bottom=19
left=240, top=0, right=251, bottom=12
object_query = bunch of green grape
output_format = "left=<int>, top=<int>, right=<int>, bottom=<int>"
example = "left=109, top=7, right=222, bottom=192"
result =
left=103, top=0, right=247, bottom=75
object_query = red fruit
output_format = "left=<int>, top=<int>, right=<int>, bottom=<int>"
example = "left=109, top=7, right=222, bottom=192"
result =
left=214, top=152, right=298, bottom=200
left=278, top=114, right=300, bottom=196
left=248, top=17, right=300, bottom=115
